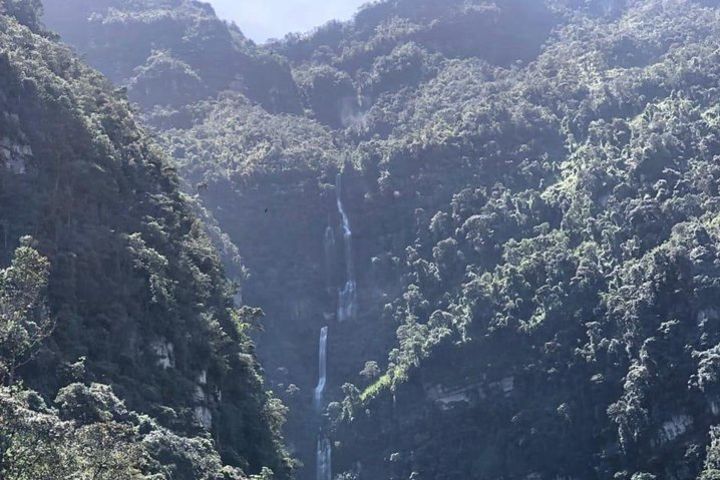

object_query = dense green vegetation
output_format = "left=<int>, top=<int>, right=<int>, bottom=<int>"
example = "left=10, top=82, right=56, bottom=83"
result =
left=0, top=3, right=292, bottom=478
left=36, top=0, right=720, bottom=478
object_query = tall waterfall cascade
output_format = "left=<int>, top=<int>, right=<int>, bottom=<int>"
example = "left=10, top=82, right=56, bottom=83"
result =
left=312, top=173, right=355, bottom=480
left=316, top=437, right=332, bottom=480
left=313, top=326, right=329, bottom=411
left=335, top=173, right=357, bottom=322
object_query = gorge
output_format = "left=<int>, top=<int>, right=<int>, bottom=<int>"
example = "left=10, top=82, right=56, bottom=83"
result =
left=5, top=0, right=720, bottom=479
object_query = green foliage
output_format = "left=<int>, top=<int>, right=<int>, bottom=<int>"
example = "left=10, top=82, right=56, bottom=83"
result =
left=631, top=474, right=656, bottom=480
left=359, top=361, right=380, bottom=383
left=161, top=93, right=338, bottom=185
left=359, top=374, right=391, bottom=404
left=0, top=386, right=146, bottom=480
left=0, top=238, right=52, bottom=383
left=0, top=0, right=45, bottom=33
left=39, top=0, right=720, bottom=478
left=249, top=467, right=275, bottom=480
left=701, top=427, right=720, bottom=479
left=319, top=1, right=720, bottom=479
left=340, top=383, right=362, bottom=423
left=0, top=10, right=292, bottom=479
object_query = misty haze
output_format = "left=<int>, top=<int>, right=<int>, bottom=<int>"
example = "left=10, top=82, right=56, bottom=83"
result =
left=1, top=0, right=720, bottom=479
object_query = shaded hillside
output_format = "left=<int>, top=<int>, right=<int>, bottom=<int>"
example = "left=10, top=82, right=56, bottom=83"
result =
left=40, top=0, right=720, bottom=479
left=42, top=0, right=302, bottom=116
left=0, top=2, right=291, bottom=478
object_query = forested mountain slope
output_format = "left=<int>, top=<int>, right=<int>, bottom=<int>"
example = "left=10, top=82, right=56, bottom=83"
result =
left=42, top=0, right=302, bottom=117
left=40, top=0, right=720, bottom=479
left=0, top=2, right=291, bottom=478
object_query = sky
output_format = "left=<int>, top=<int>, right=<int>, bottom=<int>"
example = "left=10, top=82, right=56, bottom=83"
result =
left=207, top=0, right=368, bottom=42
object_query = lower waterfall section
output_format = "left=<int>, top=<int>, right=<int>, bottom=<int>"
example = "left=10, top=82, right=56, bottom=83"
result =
left=316, top=437, right=332, bottom=480
left=314, top=326, right=332, bottom=480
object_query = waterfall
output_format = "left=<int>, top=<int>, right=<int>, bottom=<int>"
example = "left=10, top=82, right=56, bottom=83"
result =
left=313, top=326, right=329, bottom=410
left=335, top=173, right=357, bottom=322
left=314, top=328, right=332, bottom=480
left=336, top=173, right=354, bottom=278
left=310, top=174, right=353, bottom=480
left=338, top=280, right=357, bottom=323
left=316, top=437, right=332, bottom=480
left=324, top=225, right=335, bottom=290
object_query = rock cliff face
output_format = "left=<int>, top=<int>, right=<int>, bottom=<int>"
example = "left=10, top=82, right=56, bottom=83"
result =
left=41, top=0, right=720, bottom=478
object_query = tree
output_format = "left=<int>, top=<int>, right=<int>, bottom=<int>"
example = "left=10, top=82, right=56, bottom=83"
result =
left=250, top=467, right=275, bottom=480
left=0, top=242, right=145, bottom=479
left=0, top=237, right=53, bottom=384
left=359, top=361, right=380, bottom=383
left=0, top=386, right=147, bottom=480
left=1, top=0, right=45, bottom=32
left=700, top=427, right=720, bottom=480
left=631, top=474, right=656, bottom=480
left=341, top=384, right=362, bottom=422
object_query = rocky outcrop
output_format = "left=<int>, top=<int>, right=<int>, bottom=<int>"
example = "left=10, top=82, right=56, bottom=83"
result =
left=0, top=136, right=31, bottom=174
left=151, top=338, right=175, bottom=370
left=657, top=415, right=693, bottom=445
